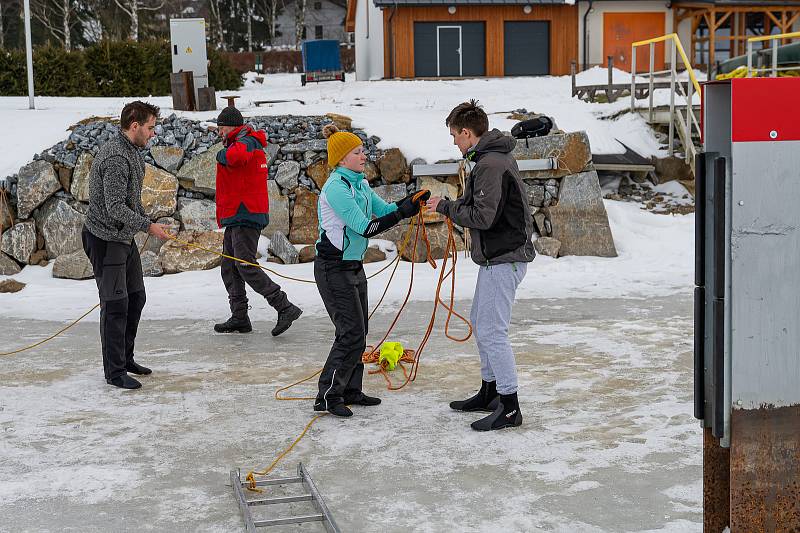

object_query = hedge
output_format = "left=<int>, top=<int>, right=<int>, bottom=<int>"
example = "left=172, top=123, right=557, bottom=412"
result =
left=0, top=41, right=242, bottom=97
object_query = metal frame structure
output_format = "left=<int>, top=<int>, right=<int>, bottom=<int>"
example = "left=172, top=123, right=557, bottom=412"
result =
left=746, top=30, right=800, bottom=77
left=231, top=464, right=340, bottom=533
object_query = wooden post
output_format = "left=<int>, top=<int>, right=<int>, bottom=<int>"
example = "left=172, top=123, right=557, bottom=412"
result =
left=607, top=55, right=614, bottom=102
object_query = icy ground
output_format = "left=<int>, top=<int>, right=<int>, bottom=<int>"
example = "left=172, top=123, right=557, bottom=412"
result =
left=0, top=296, right=700, bottom=532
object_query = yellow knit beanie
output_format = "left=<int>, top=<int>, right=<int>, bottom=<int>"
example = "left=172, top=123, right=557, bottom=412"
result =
left=323, top=124, right=362, bottom=168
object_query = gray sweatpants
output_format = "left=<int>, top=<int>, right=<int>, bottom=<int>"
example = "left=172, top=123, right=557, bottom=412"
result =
left=470, top=262, right=527, bottom=395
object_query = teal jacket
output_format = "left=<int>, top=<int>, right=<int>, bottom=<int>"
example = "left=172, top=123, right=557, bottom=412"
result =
left=316, top=167, right=399, bottom=261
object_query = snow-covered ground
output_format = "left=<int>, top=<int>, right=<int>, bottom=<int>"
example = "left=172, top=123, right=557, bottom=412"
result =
left=1, top=67, right=698, bottom=179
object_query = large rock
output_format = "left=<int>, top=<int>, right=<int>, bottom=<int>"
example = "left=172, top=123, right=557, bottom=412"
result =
left=0, top=192, right=15, bottom=232
left=54, top=163, right=73, bottom=192
left=150, top=146, right=185, bottom=173
left=134, top=217, right=180, bottom=255
left=512, top=131, right=592, bottom=179
left=307, top=159, right=332, bottom=189
left=0, top=252, right=21, bottom=275
left=142, top=164, right=178, bottom=219
left=1, top=220, right=36, bottom=263
left=417, top=177, right=457, bottom=223
left=33, top=197, right=85, bottom=259
left=401, top=222, right=465, bottom=262
left=159, top=230, right=224, bottom=273
left=176, top=198, right=216, bottom=231
left=263, top=180, right=290, bottom=239
left=298, top=245, right=316, bottom=263
left=16, top=160, right=61, bottom=219
left=281, top=139, right=327, bottom=153
left=364, top=246, right=387, bottom=264
left=140, top=250, right=163, bottom=277
left=265, top=143, right=280, bottom=166
left=325, top=113, right=352, bottom=130
left=274, top=161, right=301, bottom=191
left=525, top=183, right=545, bottom=207
left=70, top=152, right=93, bottom=202
left=52, top=249, right=94, bottom=280
left=0, top=278, right=25, bottom=293
left=177, top=143, right=223, bottom=194
left=268, top=231, right=299, bottom=264
left=288, top=188, right=319, bottom=244
left=653, top=156, right=693, bottom=184
left=543, top=170, right=617, bottom=257
left=373, top=184, right=407, bottom=204
left=378, top=148, right=409, bottom=184
left=364, top=161, right=381, bottom=183
left=534, top=236, right=561, bottom=258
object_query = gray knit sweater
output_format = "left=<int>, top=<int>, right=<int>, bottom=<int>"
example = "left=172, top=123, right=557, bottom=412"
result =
left=84, top=131, right=151, bottom=243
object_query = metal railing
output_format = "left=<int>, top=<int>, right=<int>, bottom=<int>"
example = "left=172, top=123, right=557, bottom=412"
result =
left=746, top=31, right=800, bottom=77
left=630, top=33, right=701, bottom=168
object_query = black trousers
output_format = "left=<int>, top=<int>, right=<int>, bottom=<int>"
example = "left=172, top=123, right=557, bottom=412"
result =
left=221, top=226, right=288, bottom=318
left=314, top=257, right=368, bottom=408
left=82, top=227, right=146, bottom=381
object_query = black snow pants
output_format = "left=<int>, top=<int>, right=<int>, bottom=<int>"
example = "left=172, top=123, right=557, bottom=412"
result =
left=314, top=257, right=368, bottom=408
left=82, top=226, right=146, bottom=381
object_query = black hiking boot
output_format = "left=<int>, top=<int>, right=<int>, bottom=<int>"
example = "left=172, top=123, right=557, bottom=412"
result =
left=470, top=392, right=522, bottom=431
left=313, top=399, right=354, bottom=417
left=450, top=380, right=500, bottom=412
left=125, top=359, right=152, bottom=375
left=106, top=374, right=142, bottom=390
left=345, top=393, right=382, bottom=407
left=271, top=304, right=302, bottom=337
left=214, top=316, right=252, bottom=333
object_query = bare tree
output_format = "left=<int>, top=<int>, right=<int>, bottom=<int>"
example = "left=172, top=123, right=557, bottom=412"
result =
left=0, top=0, right=5, bottom=49
left=245, top=0, right=252, bottom=51
left=31, top=0, right=86, bottom=50
left=208, top=0, right=225, bottom=49
left=294, top=0, right=305, bottom=48
left=113, top=0, right=165, bottom=41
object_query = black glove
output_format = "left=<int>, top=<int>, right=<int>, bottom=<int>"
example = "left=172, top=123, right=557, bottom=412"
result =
left=396, top=190, right=431, bottom=219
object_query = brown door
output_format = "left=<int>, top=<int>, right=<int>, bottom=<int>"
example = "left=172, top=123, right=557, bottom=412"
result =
left=603, top=12, right=665, bottom=72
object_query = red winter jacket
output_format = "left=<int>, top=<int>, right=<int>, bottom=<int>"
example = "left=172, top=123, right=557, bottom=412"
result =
left=215, top=125, right=270, bottom=229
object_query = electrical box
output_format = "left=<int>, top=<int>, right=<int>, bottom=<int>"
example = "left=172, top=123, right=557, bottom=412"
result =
left=170, top=18, right=208, bottom=102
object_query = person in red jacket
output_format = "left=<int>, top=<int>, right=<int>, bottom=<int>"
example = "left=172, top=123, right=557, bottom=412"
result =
left=212, top=106, right=302, bottom=336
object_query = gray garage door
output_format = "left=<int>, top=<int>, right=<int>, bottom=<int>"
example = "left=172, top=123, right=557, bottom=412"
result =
left=414, top=22, right=485, bottom=77
left=504, top=21, right=549, bottom=76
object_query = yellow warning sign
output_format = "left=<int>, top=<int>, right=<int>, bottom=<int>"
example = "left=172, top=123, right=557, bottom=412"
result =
left=186, top=46, right=193, bottom=54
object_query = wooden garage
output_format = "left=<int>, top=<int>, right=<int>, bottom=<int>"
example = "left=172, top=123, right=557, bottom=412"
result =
left=375, top=0, right=579, bottom=78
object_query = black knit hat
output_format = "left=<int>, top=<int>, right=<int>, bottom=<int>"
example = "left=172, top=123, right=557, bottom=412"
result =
left=217, top=106, right=243, bottom=127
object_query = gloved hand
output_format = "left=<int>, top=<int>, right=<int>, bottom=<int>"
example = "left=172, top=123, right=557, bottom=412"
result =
left=396, top=189, right=431, bottom=219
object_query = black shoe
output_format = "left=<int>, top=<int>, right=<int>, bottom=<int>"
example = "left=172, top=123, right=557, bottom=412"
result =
left=106, top=374, right=142, bottom=390
left=345, top=393, right=382, bottom=407
left=214, top=316, right=252, bottom=333
left=471, top=392, right=522, bottom=431
left=271, top=304, right=302, bottom=337
left=450, top=380, right=499, bottom=412
left=125, top=360, right=152, bottom=375
left=327, top=403, right=353, bottom=417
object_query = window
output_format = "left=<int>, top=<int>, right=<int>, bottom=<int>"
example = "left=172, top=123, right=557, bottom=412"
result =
left=314, top=1, right=322, bottom=9
left=315, top=25, right=323, bottom=39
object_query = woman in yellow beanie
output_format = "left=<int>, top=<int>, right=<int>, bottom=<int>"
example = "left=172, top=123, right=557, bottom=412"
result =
left=313, top=124, right=429, bottom=417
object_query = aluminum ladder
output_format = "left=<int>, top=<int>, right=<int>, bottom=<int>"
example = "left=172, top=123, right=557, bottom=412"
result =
left=231, top=463, right=340, bottom=533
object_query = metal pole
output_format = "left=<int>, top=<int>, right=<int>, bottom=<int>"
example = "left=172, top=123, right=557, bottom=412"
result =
left=630, top=46, right=636, bottom=112
left=686, top=74, right=693, bottom=164
left=771, top=43, right=778, bottom=77
left=649, top=42, right=655, bottom=124
left=746, top=40, right=753, bottom=78
left=668, top=41, right=676, bottom=157
left=23, top=0, right=35, bottom=109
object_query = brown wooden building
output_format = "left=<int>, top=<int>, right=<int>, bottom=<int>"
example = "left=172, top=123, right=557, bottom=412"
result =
left=370, top=0, right=578, bottom=78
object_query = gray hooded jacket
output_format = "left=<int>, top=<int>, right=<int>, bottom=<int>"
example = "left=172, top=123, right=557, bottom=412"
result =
left=435, top=129, right=535, bottom=266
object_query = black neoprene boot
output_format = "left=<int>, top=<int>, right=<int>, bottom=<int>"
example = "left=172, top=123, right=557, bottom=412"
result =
left=271, top=304, right=302, bottom=336
left=106, top=374, right=142, bottom=390
left=450, top=380, right=500, bottom=412
left=345, top=393, right=381, bottom=406
left=125, top=360, right=152, bottom=375
left=470, top=392, right=522, bottom=431
left=214, top=316, right=252, bottom=333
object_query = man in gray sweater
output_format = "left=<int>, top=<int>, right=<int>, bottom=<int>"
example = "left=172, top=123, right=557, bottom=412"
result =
left=428, top=100, right=535, bottom=431
left=82, top=101, right=173, bottom=390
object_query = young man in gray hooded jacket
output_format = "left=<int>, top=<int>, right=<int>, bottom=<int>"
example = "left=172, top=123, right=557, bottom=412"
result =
left=428, top=100, right=535, bottom=431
